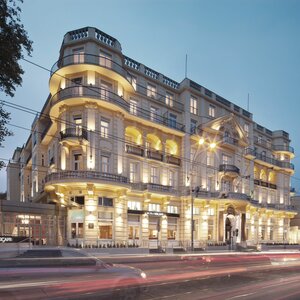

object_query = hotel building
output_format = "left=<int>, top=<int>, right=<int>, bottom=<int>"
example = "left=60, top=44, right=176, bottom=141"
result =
left=5, top=27, right=296, bottom=248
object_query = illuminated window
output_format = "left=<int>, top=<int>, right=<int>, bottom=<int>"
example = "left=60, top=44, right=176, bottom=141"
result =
left=208, top=104, right=215, bottom=118
left=100, top=119, right=109, bottom=138
left=130, top=99, right=137, bottom=115
left=99, top=225, right=112, bottom=239
left=128, top=201, right=141, bottom=210
left=166, top=92, right=174, bottom=107
left=150, top=167, right=159, bottom=184
left=207, top=151, right=214, bottom=166
left=149, top=203, right=161, bottom=212
left=190, top=96, right=198, bottom=115
left=129, top=162, right=138, bottom=183
left=168, top=217, right=177, bottom=240
left=150, top=106, right=158, bottom=121
left=72, top=47, right=84, bottom=64
left=99, top=50, right=112, bottom=68
left=169, top=170, right=175, bottom=187
left=73, top=153, right=82, bottom=171
left=207, top=208, right=214, bottom=216
left=167, top=205, right=178, bottom=214
left=71, top=222, right=83, bottom=238
left=147, top=84, right=156, bottom=98
left=244, top=123, right=249, bottom=136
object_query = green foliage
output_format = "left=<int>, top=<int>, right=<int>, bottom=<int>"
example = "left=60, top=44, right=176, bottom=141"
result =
left=0, top=0, right=33, bottom=97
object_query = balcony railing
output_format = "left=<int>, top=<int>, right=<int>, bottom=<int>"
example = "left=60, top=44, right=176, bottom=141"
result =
left=147, top=183, right=176, bottom=194
left=146, top=149, right=164, bottom=162
left=254, top=179, right=277, bottom=189
left=244, top=148, right=294, bottom=170
left=222, top=136, right=238, bottom=146
left=273, top=145, right=294, bottom=153
left=125, top=144, right=181, bottom=166
left=125, top=144, right=144, bottom=157
left=166, top=154, right=181, bottom=166
left=51, top=86, right=129, bottom=111
left=219, top=164, right=240, bottom=174
left=51, top=54, right=134, bottom=87
left=45, top=171, right=128, bottom=184
left=60, top=127, right=88, bottom=141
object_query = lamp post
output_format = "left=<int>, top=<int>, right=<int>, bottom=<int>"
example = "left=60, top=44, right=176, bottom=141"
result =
left=189, top=137, right=216, bottom=252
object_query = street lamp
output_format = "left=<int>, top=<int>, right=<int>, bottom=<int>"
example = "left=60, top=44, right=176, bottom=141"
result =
left=189, top=136, right=217, bottom=252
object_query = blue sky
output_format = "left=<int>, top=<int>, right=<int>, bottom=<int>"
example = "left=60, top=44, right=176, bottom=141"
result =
left=1, top=0, right=300, bottom=192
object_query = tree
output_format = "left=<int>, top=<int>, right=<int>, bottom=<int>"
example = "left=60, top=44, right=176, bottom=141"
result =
left=0, top=0, right=32, bottom=169
left=0, top=0, right=33, bottom=96
left=0, top=103, right=12, bottom=169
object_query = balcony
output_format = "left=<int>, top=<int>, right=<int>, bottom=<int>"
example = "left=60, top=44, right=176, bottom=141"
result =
left=273, top=145, right=295, bottom=156
left=60, top=127, right=88, bottom=146
left=45, top=171, right=128, bottom=186
left=125, top=144, right=144, bottom=157
left=219, top=164, right=240, bottom=177
left=51, top=86, right=129, bottom=112
left=130, top=182, right=177, bottom=195
left=245, top=148, right=294, bottom=171
left=146, top=149, right=164, bottom=162
left=221, top=136, right=238, bottom=149
left=166, top=154, right=181, bottom=166
left=50, top=53, right=135, bottom=94
left=254, top=179, right=277, bottom=189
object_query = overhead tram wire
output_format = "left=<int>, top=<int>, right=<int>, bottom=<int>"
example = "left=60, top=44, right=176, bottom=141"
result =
left=2, top=104, right=293, bottom=190
left=14, top=57, right=296, bottom=181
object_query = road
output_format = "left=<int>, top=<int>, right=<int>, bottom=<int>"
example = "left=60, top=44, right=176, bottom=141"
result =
left=1, top=252, right=300, bottom=299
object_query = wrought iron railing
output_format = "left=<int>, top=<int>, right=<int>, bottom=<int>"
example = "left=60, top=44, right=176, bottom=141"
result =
left=219, top=164, right=240, bottom=174
left=45, top=171, right=128, bottom=184
left=60, top=127, right=88, bottom=141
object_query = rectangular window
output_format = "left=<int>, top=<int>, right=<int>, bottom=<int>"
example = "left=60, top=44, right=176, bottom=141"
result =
left=167, top=205, right=178, bottom=214
left=129, top=162, right=138, bottom=183
left=100, top=80, right=112, bottom=99
left=147, top=84, right=156, bottom=98
left=167, top=217, right=177, bottom=240
left=71, top=196, right=85, bottom=205
left=99, top=50, right=112, bottom=68
left=190, top=96, right=198, bottom=115
left=71, top=222, right=83, bottom=238
left=131, top=75, right=137, bottom=90
left=73, top=153, right=82, bottom=170
left=222, top=154, right=231, bottom=165
left=149, top=203, right=161, bottom=212
left=98, top=197, right=113, bottom=207
left=208, top=104, right=215, bottom=118
left=150, top=106, right=158, bottom=121
left=101, top=155, right=109, bottom=173
left=100, top=119, right=109, bottom=138
left=71, top=77, right=83, bottom=96
left=128, top=224, right=140, bottom=240
left=207, top=208, right=214, bottom=216
left=166, top=92, right=174, bottom=107
left=130, top=99, right=137, bottom=115
left=244, top=123, right=249, bottom=136
left=190, top=119, right=197, bottom=134
left=169, top=113, right=177, bottom=129
left=72, top=47, right=84, bottom=64
left=169, top=170, right=175, bottom=187
left=128, top=201, right=141, bottom=210
left=99, top=225, right=112, bottom=239
left=150, top=167, right=159, bottom=184
left=207, top=151, right=214, bottom=166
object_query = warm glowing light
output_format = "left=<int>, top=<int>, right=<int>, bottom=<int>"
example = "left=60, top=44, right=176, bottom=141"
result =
left=144, top=199, right=151, bottom=202
left=209, top=142, right=216, bottom=149
left=199, top=137, right=205, bottom=145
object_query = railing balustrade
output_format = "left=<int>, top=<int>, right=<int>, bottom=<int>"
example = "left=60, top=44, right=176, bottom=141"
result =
left=60, top=127, right=88, bottom=141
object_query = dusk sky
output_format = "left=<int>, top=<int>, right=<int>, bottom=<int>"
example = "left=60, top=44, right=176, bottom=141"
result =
left=1, top=0, right=300, bottom=193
